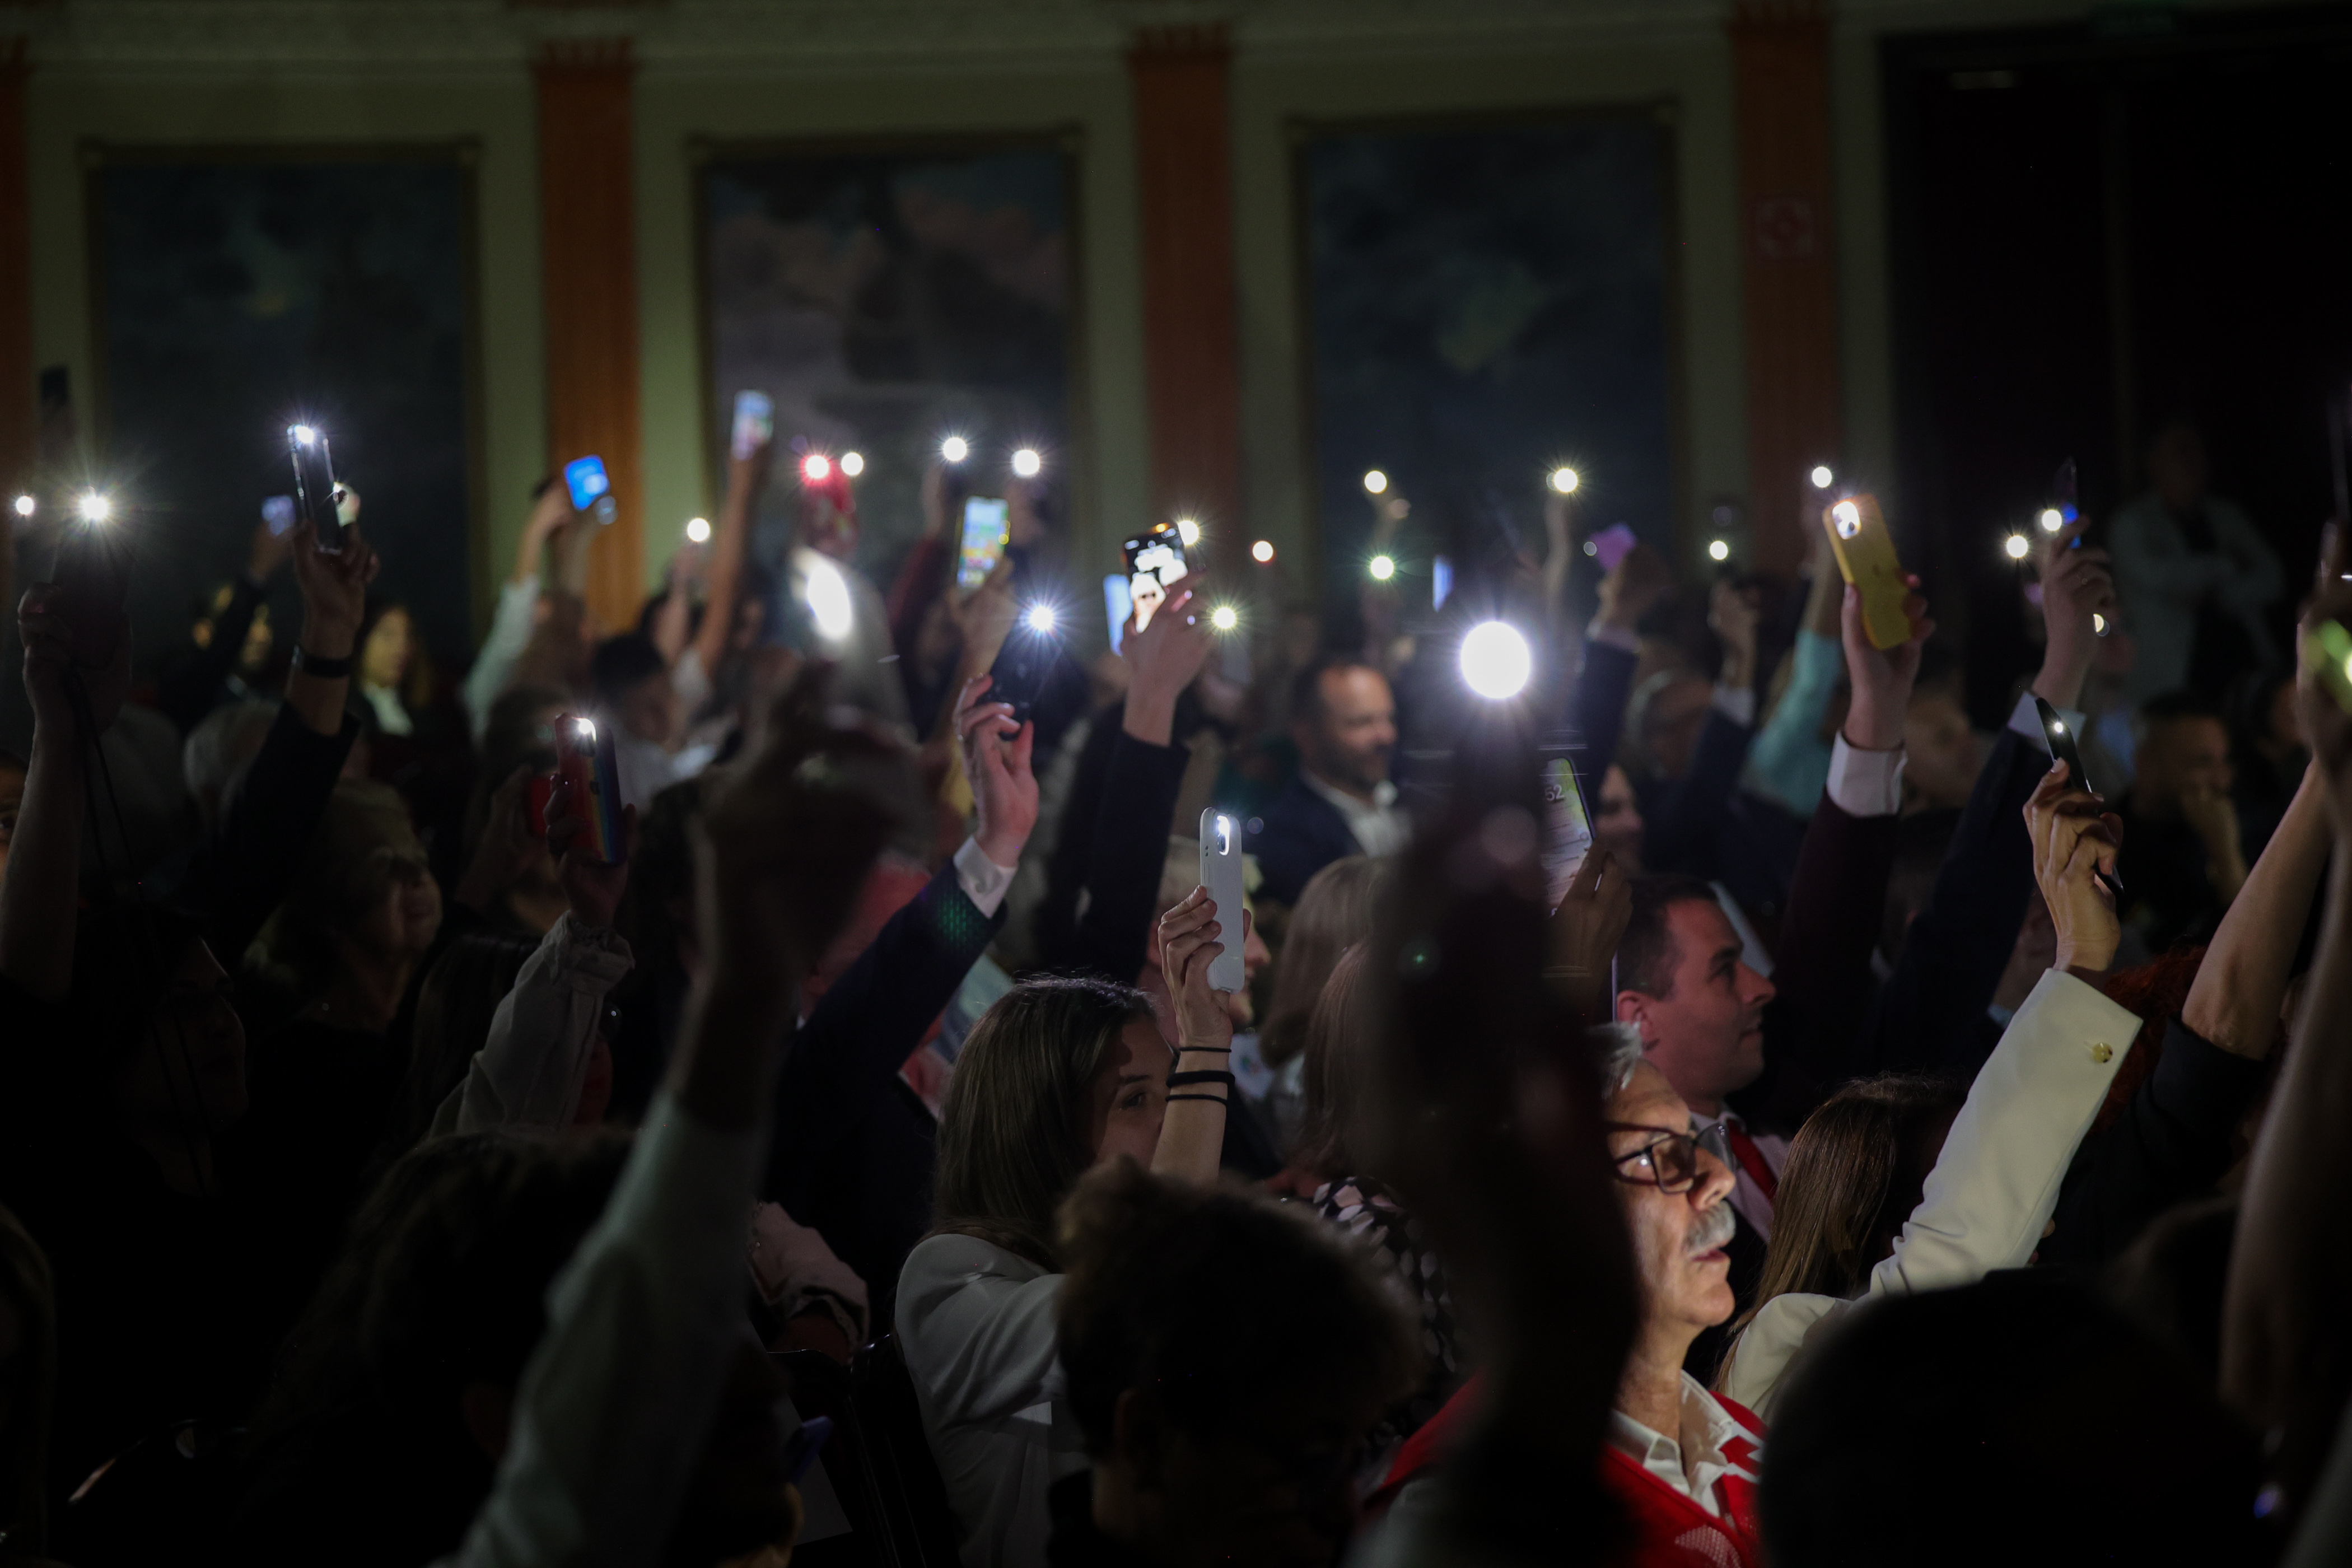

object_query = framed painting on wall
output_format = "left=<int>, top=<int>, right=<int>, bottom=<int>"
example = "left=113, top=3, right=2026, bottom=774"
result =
left=694, top=135, right=1080, bottom=603
left=85, top=144, right=485, bottom=675
left=1294, top=109, right=1681, bottom=620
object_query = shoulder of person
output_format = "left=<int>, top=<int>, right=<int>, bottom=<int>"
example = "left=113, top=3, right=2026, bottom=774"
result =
left=900, top=1229, right=1055, bottom=1292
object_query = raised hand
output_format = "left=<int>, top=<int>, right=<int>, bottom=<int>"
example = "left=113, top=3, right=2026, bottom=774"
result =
left=290, top=520, right=380, bottom=662
left=545, top=773, right=635, bottom=930
left=248, top=515, right=295, bottom=584
left=18, top=582, right=129, bottom=746
left=2024, top=758, right=2124, bottom=979
left=1119, top=585, right=1213, bottom=748
left=2296, top=524, right=2352, bottom=825
left=1840, top=575, right=1934, bottom=750
left=954, top=673, right=1038, bottom=867
left=2033, top=520, right=2117, bottom=712
left=1547, top=848, right=1631, bottom=1020
left=1595, top=542, right=1672, bottom=635
left=1159, top=885, right=1243, bottom=1053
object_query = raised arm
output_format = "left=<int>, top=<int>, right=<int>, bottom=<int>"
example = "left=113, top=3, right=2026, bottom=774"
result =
left=0, top=582, right=129, bottom=999
left=1565, top=542, right=1669, bottom=782
left=1642, top=580, right=1763, bottom=876
left=688, top=435, right=770, bottom=683
left=1151, top=885, right=1236, bottom=1184
left=445, top=666, right=896, bottom=1568
left=159, top=517, right=288, bottom=735
left=2223, top=531, right=2352, bottom=1519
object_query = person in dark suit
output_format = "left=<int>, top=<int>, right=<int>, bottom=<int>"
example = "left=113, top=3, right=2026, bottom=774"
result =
left=1247, top=654, right=1404, bottom=906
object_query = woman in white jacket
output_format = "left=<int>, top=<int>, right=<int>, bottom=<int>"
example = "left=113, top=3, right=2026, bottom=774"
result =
left=898, top=889, right=1239, bottom=1568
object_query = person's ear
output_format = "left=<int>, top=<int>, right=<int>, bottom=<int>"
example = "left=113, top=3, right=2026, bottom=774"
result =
left=1616, top=991, right=1657, bottom=1043
left=458, top=1382, right=516, bottom=1463
left=1112, top=1387, right=1170, bottom=1488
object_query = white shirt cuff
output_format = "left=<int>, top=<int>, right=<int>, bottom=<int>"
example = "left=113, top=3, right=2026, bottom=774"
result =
left=2008, top=690, right=2082, bottom=744
left=953, top=836, right=1017, bottom=918
left=1710, top=684, right=1757, bottom=728
left=1826, top=735, right=1906, bottom=818
left=1585, top=621, right=1639, bottom=654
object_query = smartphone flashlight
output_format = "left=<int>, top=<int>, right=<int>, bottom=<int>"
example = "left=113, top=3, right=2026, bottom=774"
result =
left=1362, top=469, right=1389, bottom=495
left=1210, top=604, right=1239, bottom=631
left=573, top=716, right=596, bottom=743
left=1024, top=603, right=1056, bottom=633
left=1550, top=466, right=1580, bottom=494
left=77, top=492, right=111, bottom=524
left=1460, top=621, right=1532, bottom=700
left=841, top=451, right=865, bottom=478
left=685, top=516, right=711, bottom=544
left=1251, top=539, right=1275, bottom=563
left=940, top=436, right=969, bottom=464
left=1832, top=501, right=1861, bottom=539
left=1011, top=447, right=1043, bottom=479
left=1368, top=554, right=1396, bottom=581
left=1176, top=518, right=1201, bottom=547
left=1811, top=465, right=1836, bottom=489
left=1708, top=539, right=1731, bottom=562
left=803, top=454, right=832, bottom=483
left=2037, top=507, right=2065, bottom=534
left=2005, top=534, right=2031, bottom=561
left=11, top=494, right=32, bottom=519
left=292, top=424, right=320, bottom=447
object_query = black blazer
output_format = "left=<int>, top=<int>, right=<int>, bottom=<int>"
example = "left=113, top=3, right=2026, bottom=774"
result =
left=1246, top=773, right=1363, bottom=907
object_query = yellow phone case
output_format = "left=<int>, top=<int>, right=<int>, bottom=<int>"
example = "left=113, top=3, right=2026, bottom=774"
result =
left=1821, top=493, right=1911, bottom=650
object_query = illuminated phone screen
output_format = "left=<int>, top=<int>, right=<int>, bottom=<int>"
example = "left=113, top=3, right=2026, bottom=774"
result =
left=958, top=497, right=1011, bottom=591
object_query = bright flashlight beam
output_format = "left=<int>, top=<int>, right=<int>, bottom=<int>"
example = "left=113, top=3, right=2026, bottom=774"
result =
left=1460, top=621, right=1533, bottom=700
left=1024, top=603, right=1056, bottom=633
left=802, top=455, right=832, bottom=482
left=1362, top=469, right=1388, bottom=495
left=2038, top=507, right=2065, bottom=533
left=1709, top=539, right=1730, bottom=562
left=2005, top=534, right=2032, bottom=561
left=77, top=493, right=111, bottom=523
left=684, top=517, right=711, bottom=543
left=1368, top=554, right=1396, bottom=581
left=1810, top=465, right=1835, bottom=489
left=11, top=495, right=31, bottom=518
left=804, top=557, right=853, bottom=641
left=1011, top=448, right=1043, bottom=478
left=1550, top=466, right=1580, bottom=494
left=841, top=451, right=865, bottom=477
left=1251, top=539, right=1275, bottom=563
left=1176, top=518, right=1201, bottom=547
left=1211, top=605, right=1238, bottom=631
left=940, top=436, right=969, bottom=464
left=291, top=424, right=319, bottom=445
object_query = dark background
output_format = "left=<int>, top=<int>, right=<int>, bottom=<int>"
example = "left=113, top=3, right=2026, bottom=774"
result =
left=1884, top=2, right=2352, bottom=725
left=94, top=156, right=478, bottom=675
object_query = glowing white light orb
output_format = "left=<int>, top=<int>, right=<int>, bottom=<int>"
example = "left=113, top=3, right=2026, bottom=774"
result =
left=1708, top=539, right=1731, bottom=562
left=1460, top=621, right=1533, bottom=701
left=1250, top=539, right=1275, bottom=563
left=1832, top=501, right=1861, bottom=539
left=804, top=557, right=854, bottom=642
left=1550, top=466, right=1580, bottom=494
left=1011, top=447, right=1043, bottom=479
left=940, top=436, right=970, bottom=464
left=1175, top=517, right=1201, bottom=547
left=1362, top=470, right=1389, bottom=495
left=802, top=454, right=832, bottom=482
left=840, top=451, right=865, bottom=477
left=77, top=492, right=111, bottom=523
left=2037, top=507, right=2064, bottom=533
left=2092, top=612, right=2108, bottom=636
left=2005, top=534, right=2031, bottom=561
left=11, top=495, right=32, bottom=518
left=1368, top=554, right=1396, bottom=581
left=291, top=424, right=319, bottom=446
left=1810, top=465, right=1835, bottom=489
left=1024, top=603, right=1057, bottom=633
left=1211, top=605, right=1239, bottom=631
left=684, top=517, right=711, bottom=544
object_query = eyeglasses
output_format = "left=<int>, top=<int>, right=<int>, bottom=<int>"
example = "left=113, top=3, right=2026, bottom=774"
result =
left=1603, top=1119, right=1732, bottom=1194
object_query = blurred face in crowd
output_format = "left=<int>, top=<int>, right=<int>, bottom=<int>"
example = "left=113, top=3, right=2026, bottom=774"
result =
left=0, top=757, right=22, bottom=884
left=1617, top=897, right=1774, bottom=1117
left=615, top=671, right=680, bottom=749
left=361, top=606, right=415, bottom=692
left=1107, top=1375, right=1385, bottom=1568
left=1295, top=667, right=1396, bottom=800
left=2136, top=715, right=2233, bottom=818
left=116, top=939, right=248, bottom=1138
left=347, top=856, right=444, bottom=964
left=1641, top=675, right=1711, bottom=783
left=1903, top=693, right=1981, bottom=813
left=1089, top=1018, right=1174, bottom=1170
left=2148, top=424, right=2211, bottom=514
left=1595, top=763, right=1645, bottom=873
left=1607, top=1061, right=1738, bottom=1345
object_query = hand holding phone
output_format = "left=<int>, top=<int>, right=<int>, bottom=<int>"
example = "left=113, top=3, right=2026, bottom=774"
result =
left=1541, top=754, right=1594, bottom=911
left=957, top=497, right=1011, bottom=592
left=1197, top=809, right=1248, bottom=994
left=552, top=713, right=628, bottom=866
left=288, top=424, right=347, bottom=554
left=1589, top=523, right=1639, bottom=574
left=1123, top=521, right=1192, bottom=634
left=2033, top=694, right=2123, bottom=897
left=1822, top=494, right=1911, bottom=650
left=731, top=391, right=774, bottom=461
left=564, top=456, right=617, bottom=526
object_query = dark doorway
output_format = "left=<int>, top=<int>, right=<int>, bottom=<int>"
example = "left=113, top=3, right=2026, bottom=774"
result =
left=1883, top=3, right=2352, bottom=724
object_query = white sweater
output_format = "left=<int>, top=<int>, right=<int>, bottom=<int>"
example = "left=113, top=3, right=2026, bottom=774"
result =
left=896, top=1233, right=1090, bottom=1568
left=1718, top=967, right=2139, bottom=1420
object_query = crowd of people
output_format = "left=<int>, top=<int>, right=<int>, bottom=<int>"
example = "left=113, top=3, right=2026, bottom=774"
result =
left=0, top=403, right=2346, bottom=1568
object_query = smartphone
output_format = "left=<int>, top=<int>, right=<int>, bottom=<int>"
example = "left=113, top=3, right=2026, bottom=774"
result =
left=1822, top=494, right=1911, bottom=650
left=287, top=424, right=346, bottom=553
left=553, top=713, right=627, bottom=865
left=2304, top=619, right=2352, bottom=715
left=1198, top=807, right=1247, bottom=994
left=565, top=456, right=611, bottom=514
left=1589, top=523, right=1639, bottom=573
left=957, top=497, right=1011, bottom=592
left=986, top=606, right=1058, bottom=726
left=731, top=390, right=774, bottom=461
left=1103, top=573, right=1133, bottom=655
left=1540, top=754, right=1595, bottom=911
left=1123, top=521, right=1191, bottom=633
left=2033, top=695, right=2123, bottom=896
left=50, top=508, right=134, bottom=669
left=262, top=495, right=295, bottom=537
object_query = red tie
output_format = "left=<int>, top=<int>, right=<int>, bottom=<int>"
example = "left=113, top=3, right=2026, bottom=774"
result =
left=1723, top=1124, right=1779, bottom=1202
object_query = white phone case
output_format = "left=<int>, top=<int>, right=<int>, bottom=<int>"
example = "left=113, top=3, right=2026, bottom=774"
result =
left=1198, top=807, right=1248, bottom=995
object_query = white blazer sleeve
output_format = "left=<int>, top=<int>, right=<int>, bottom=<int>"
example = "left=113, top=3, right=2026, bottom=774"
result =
left=444, top=913, right=634, bottom=1136
left=1721, top=968, right=2138, bottom=1419
left=896, top=1235, right=1066, bottom=1427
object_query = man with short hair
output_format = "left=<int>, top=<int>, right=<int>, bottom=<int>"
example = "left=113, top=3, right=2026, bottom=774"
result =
left=1247, top=655, right=1405, bottom=904
left=2117, top=690, right=2247, bottom=950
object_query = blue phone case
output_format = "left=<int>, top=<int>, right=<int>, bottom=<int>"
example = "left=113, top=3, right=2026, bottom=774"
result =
left=564, top=456, right=610, bottom=512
